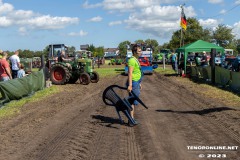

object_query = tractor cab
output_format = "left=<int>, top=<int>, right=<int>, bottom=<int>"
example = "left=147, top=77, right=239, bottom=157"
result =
left=47, top=44, right=69, bottom=69
left=46, top=44, right=99, bottom=85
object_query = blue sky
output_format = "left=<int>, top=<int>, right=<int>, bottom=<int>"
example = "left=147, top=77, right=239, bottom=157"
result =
left=0, top=0, right=240, bottom=51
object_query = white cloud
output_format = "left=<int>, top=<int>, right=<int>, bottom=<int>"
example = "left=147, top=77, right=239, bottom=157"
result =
left=233, top=21, right=240, bottom=38
left=18, top=27, right=28, bottom=36
left=68, top=30, right=88, bottom=36
left=198, top=19, right=219, bottom=28
left=102, top=0, right=134, bottom=12
left=25, top=15, right=79, bottom=30
left=109, top=21, right=122, bottom=26
left=0, top=2, right=14, bottom=14
left=84, top=0, right=184, bottom=13
left=88, top=16, right=102, bottom=22
left=82, top=0, right=102, bottom=9
left=235, top=0, right=240, bottom=5
left=124, top=5, right=196, bottom=39
left=0, top=1, right=79, bottom=31
left=208, top=0, right=223, bottom=4
left=0, top=16, right=12, bottom=27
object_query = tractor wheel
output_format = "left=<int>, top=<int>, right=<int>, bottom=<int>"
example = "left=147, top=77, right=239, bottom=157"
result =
left=79, top=72, right=91, bottom=85
left=50, top=63, right=71, bottom=85
left=90, top=71, right=99, bottom=83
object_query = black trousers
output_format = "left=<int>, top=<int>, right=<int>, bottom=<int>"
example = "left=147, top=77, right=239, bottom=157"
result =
left=12, top=70, right=19, bottom=79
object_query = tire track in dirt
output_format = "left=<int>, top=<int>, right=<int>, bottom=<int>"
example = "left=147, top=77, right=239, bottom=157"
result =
left=33, top=74, right=143, bottom=160
left=152, top=74, right=240, bottom=145
left=34, top=78, right=119, bottom=160
left=134, top=73, right=239, bottom=160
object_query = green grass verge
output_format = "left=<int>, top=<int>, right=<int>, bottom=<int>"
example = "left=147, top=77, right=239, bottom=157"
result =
left=154, top=67, right=176, bottom=74
left=0, top=85, right=60, bottom=119
left=94, top=67, right=125, bottom=78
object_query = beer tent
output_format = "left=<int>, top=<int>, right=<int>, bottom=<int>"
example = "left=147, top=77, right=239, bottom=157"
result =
left=176, top=40, right=224, bottom=73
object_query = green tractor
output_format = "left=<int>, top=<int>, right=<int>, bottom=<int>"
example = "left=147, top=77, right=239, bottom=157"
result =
left=46, top=44, right=99, bottom=85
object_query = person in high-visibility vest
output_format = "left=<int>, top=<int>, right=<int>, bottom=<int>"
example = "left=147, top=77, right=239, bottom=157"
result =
left=126, top=44, right=143, bottom=126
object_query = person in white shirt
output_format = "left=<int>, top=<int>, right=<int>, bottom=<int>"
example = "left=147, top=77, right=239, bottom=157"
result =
left=9, top=50, right=21, bottom=79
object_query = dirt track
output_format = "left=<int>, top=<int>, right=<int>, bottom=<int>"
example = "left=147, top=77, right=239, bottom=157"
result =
left=0, top=72, right=239, bottom=160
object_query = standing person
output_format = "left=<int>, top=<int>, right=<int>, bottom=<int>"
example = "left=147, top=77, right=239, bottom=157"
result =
left=9, top=50, right=21, bottom=79
left=201, top=51, right=208, bottom=67
left=127, top=44, right=143, bottom=126
left=194, top=52, right=201, bottom=66
left=178, top=54, right=185, bottom=77
left=17, top=64, right=26, bottom=78
left=170, top=52, right=178, bottom=73
left=0, top=51, right=12, bottom=81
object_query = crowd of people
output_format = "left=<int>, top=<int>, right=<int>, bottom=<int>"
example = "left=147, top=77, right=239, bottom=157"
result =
left=0, top=50, right=26, bottom=82
left=169, top=51, right=210, bottom=77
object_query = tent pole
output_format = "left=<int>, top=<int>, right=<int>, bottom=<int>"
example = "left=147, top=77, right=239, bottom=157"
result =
left=180, top=28, right=183, bottom=47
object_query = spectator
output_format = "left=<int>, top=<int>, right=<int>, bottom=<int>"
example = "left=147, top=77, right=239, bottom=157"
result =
left=9, top=50, right=21, bottom=79
left=178, top=54, right=185, bottom=77
left=201, top=51, right=208, bottom=67
left=17, top=64, right=26, bottom=78
left=194, top=52, right=201, bottom=66
left=170, top=52, right=178, bottom=73
left=0, top=51, right=12, bottom=81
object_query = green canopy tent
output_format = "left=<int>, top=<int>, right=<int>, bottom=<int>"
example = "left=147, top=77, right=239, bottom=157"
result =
left=176, top=40, right=225, bottom=73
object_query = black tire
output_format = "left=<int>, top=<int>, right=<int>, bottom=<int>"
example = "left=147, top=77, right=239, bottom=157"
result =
left=90, top=71, right=99, bottom=83
left=79, top=72, right=91, bottom=85
left=50, top=63, right=71, bottom=85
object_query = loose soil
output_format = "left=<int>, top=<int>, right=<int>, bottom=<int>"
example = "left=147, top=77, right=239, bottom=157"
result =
left=0, top=71, right=239, bottom=160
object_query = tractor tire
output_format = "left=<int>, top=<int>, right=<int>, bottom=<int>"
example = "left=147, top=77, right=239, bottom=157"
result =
left=79, top=72, right=91, bottom=85
left=90, top=71, right=99, bottom=83
left=50, top=63, right=71, bottom=85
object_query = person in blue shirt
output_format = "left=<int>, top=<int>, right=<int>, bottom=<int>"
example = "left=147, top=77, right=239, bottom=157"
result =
left=17, top=64, right=26, bottom=78
left=170, top=52, right=178, bottom=73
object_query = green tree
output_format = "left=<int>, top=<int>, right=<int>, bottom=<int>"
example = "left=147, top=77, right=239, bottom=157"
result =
left=135, top=39, right=144, bottom=44
left=95, top=46, right=104, bottom=57
left=34, top=51, right=44, bottom=57
left=118, top=40, right=131, bottom=57
left=43, top=45, right=50, bottom=59
left=88, top=44, right=95, bottom=53
left=212, top=24, right=235, bottom=47
left=68, top=46, right=76, bottom=53
left=20, top=49, right=33, bottom=58
left=145, top=39, right=159, bottom=54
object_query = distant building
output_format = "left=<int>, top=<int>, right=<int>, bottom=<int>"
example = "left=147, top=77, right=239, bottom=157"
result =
left=80, top=44, right=89, bottom=51
left=104, top=48, right=119, bottom=59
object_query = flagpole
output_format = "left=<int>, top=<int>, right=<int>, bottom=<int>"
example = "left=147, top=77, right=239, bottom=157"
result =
left=180, top=28, right=182, bottom=47
left=180, top=4, right=185, bottom=47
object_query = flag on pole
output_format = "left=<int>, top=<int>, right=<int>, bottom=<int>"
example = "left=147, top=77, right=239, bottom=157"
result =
left=180, top=11, right=187, bottom=30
